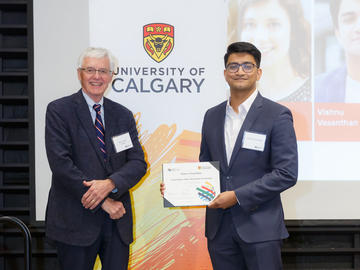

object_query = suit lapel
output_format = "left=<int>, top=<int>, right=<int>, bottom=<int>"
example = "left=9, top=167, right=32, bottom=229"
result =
left=215, top=102, right=229, bottom=172
left=228, top=93, right=263, bottom=170
left=74, top=90, right=106, bottom=167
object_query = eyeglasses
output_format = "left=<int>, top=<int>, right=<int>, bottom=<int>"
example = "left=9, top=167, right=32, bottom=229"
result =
left=79, top=67, right=113, bottom=76
left=226, top=62, right=257, bottom=73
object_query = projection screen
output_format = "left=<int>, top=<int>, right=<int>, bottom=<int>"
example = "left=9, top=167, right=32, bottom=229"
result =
left=33, top=0, right=360, bottom=225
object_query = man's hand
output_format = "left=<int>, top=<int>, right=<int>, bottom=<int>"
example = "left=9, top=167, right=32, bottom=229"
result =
left=101, top=198, right=126, bottom=219
left=208, top=191, right=237, bottom=209
left=160, top=182, right=165, bottom=196
left=81, top=179, right=115, bottom=210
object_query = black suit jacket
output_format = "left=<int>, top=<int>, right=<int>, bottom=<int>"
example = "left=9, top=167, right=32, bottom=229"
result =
left=45, top=90, right=147, bottom=246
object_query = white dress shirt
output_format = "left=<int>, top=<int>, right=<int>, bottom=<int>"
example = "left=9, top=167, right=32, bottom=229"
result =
left=225, top=90, right=258, bottom=165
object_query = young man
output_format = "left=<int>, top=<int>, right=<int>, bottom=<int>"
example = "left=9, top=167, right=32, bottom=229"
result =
left=200, top=42, right=298, bottom=269
left=45, top=47, right=147, bottom=269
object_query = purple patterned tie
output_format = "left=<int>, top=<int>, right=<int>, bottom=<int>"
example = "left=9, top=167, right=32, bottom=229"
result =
left=93, top=104, right=106, bottom=160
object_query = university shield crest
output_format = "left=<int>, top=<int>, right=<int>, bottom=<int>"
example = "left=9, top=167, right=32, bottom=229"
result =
left=143, top=23, right=174, bottom=63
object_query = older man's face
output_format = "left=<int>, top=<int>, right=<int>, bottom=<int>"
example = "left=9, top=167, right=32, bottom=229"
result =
left=77, top=57, right=113, bottom=103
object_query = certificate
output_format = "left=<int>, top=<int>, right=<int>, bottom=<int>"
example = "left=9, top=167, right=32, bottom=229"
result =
left=162, top=161, right=220, bottom=207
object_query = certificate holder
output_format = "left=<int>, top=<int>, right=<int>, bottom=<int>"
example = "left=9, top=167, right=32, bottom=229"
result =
left=162, top=161, right=220, bottom=207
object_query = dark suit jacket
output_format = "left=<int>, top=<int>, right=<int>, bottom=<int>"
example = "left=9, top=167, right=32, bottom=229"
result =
left=315, top=66, right=347, bottom=102
left=45, top=90, right=147, bottom=247
left=200, top=93, right=298, bottom=243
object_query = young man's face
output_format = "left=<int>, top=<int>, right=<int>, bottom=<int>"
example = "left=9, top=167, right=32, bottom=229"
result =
left=336, top=0, right=360, bottom=57
left=224, top=52, right=262, bottom=93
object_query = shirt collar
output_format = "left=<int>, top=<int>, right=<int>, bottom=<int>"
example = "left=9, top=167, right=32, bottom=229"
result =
left=81, top=89, right=104, bottom=109
left=226, top=89, right=258, bottom=115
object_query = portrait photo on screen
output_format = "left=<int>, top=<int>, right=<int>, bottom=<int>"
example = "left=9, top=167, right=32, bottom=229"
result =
left=315, top=0, right=360, bottom=103
left=227, top=0, right=311, bottom=102
left=314, top=0, right=360, bottom=142
left=226, top=0, right=312, bottom=141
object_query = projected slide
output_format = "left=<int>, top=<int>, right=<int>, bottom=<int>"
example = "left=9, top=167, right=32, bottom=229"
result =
left=33, top=1, right=360, bottom=269
left=34, top=0, right=360, bottom=224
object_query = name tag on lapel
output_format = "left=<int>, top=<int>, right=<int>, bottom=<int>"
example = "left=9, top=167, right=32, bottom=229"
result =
left=112, top=132, right=133, bottom=153
left=242, top=131, right=266, bottom=152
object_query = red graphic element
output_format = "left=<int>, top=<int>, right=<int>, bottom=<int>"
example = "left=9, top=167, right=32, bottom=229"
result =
left=201, top=185, right=216, bottom=196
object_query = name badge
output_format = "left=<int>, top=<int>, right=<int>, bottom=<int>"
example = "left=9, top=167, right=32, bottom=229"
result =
left=112, top=132, right=133, bottom=153
left=242, top=131, right=266, bottom=152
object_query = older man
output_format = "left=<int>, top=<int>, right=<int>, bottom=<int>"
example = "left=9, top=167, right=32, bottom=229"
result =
left=45, top=47, right=147, bottom=269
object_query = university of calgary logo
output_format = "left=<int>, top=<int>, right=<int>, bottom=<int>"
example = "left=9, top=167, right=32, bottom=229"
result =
left=143, top=23, right=174, bottom=63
